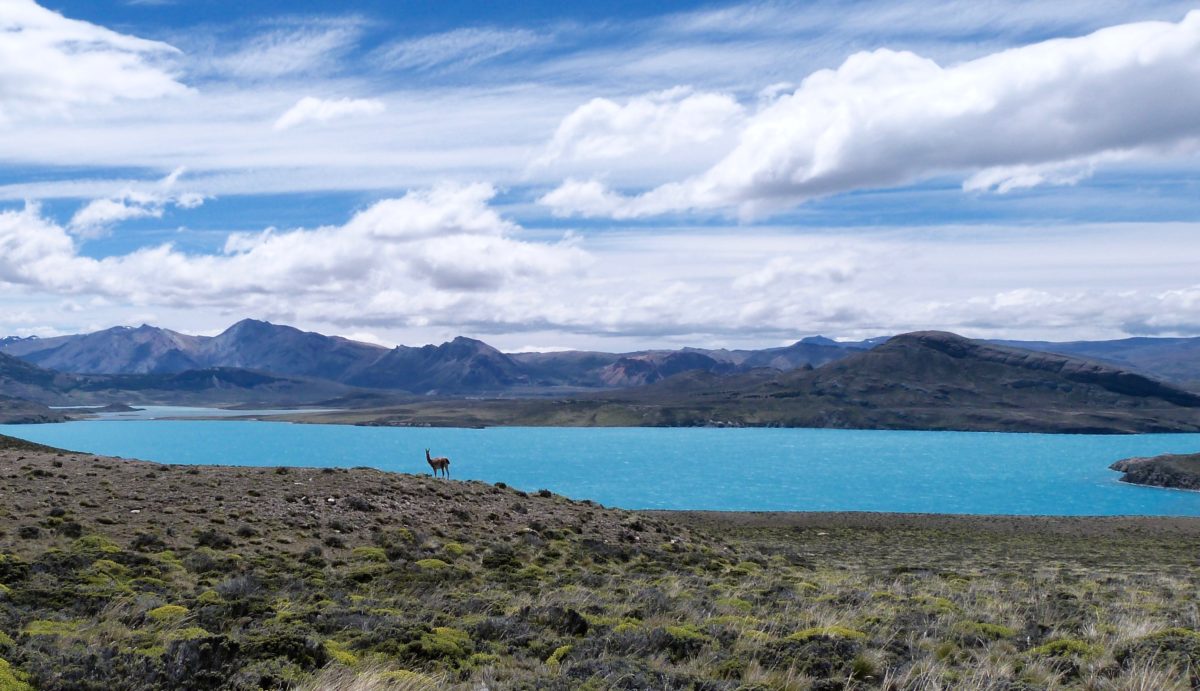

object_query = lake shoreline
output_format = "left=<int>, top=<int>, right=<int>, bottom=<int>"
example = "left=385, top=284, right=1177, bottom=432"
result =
left=5, top=431, right=1200, bottom=523
left=8, top=432, right=1200, bottom=536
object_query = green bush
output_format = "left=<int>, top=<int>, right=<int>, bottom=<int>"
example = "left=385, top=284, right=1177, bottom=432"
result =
left=147, top=604, right=189, bottom=623
left=324, top=639, right=358, bottom=666
left=0, top=658, right=34, bottom=691
left=787, top=626, right=867, bottom=641
left=23, top=620, right=83, bottom=637
left=164, top=627, right=212, bottom=641
left=546, top=644, right=571, bottom=666
left=71, top=535, right=121, bottom=554
left=196, top=589, right=224, bottom=605
left=1115, top=628, right=1200, bottom=669
left=655, top=624, right=712, bottom=661
left=1028, top=638, right=1099, bottom=658
left=412, top=626, right=472, bottom=661
left=352, top=547, right=388, bottom=563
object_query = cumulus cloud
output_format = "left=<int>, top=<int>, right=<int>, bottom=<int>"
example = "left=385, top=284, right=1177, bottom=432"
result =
left=0, top=0, right=186, bottom=122
left=273, top=96, right=385, bottom=130
left=378, top=27, right=547, bottom=72
left=535, top=87, right=744, bottom=166
left=541, top=11, right=1200, bottom=219
left=67, top=168, right=207, bottom=237
left=537, top=179, right=630, bottom=219
left=2, top=184, right=585, bottom=310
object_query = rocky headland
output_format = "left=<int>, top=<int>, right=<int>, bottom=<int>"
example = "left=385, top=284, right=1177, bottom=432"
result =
left=1110, top=452, right=1200, bottom=490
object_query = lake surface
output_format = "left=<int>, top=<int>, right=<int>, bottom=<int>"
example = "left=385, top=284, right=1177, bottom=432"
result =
left=6, top=417, right=1200, bottom=515
left=51, top=405, right=337, bottom=421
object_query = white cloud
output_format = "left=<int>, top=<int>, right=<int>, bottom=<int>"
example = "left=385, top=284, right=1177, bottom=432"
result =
left=534, top=87, right=744, bottom=167
left=273, top=96, right=385, bottom=130
left=203, top=20, right=362, bottom=79
left=665, top=0, right=1197, bottom=40
left=68, top=198, right=164, bottom=236
left=7, top=204, right=1200, bottom=346
left=538, top=179, right=629, bottom=218
left=379, top=27, right=547, bottom=72
left=2, top=184, right=585, bottom=310
left=67, top=168, right=207, bottom=237
left=732, top=254, right=861, bottom=290
left=541, top=11, right=1200, bottom=219
left=0, top=0, right=186, bottom=122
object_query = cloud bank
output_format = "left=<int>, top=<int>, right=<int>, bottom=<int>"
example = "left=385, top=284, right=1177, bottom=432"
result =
left=541, top=11, right=1200, bottom=218
left=1, top=184, right=585, bottom=314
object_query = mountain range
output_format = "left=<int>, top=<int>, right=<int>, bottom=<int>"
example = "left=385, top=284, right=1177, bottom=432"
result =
left=2, top=320, right=1199, bottom=433
left=4, top=320, right=1199, bottom=395
left=609, top=331, right=1200, bottom=433
left=0, top=319, right=868, bottom=395
left=287, top=331, right=1200, bottom=434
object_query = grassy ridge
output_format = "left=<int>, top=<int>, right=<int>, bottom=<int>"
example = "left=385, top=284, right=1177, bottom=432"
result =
left=2, top=441, right=1200, bottom=689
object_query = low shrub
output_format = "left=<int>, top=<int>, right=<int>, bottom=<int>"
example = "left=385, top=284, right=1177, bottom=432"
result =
left=147, top=605, right=189, bottom=623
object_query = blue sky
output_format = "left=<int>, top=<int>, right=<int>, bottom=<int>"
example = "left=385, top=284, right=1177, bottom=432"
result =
left=2, top=0, right=1200, bottom=350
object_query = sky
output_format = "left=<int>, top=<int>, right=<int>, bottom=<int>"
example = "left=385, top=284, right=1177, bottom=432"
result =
left=2, top=0, right=1200, bottom=351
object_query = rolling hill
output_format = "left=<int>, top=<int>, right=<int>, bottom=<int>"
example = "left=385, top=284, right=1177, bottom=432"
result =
left=997, top=336, right=1200, bottom=390
left=614, top=331, right=1200, bottom=432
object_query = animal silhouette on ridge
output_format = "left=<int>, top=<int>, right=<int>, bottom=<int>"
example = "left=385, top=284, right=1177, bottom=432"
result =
left=426, top=449, right=450, bottom=478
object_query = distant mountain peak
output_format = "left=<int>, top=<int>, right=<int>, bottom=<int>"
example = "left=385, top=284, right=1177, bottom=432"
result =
left=223, top=318, right=278, bottom=333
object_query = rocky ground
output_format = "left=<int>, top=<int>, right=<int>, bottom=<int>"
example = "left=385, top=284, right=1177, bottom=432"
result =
left=1111, top=453, right=1200, bottom=491
left=4, top=434, right=1200, bottom=690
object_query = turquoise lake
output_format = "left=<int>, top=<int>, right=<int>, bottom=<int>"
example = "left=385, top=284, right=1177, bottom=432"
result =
left=7, top=415, right=1200, bottom=515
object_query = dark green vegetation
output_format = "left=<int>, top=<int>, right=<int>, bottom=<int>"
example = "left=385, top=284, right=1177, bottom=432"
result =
left=1111, top=453, right=1200, bottom=490
left=4, top=435, right=1200, bottom=689
left=287, top=332, right=1200, bottom=434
